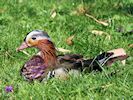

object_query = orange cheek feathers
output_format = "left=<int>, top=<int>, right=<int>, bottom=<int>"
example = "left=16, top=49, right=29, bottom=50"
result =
left=28, top=39, right=38, bottom=46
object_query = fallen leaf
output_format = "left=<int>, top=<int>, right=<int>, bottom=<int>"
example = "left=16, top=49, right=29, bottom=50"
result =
left=70, top=4, right=87, bottom=15
left=51, top=10, right=57, bottom=18
left=66, top=35, right=75, bottom=45
left=105, top=35, right=111, bottom=40
left=129, top=44, right=133, bottom=47
left=92, top=30, right=107, bottom=35
left=56, top=48, right=71, bottom=53
left=121, top=60, right=126, bottom=66
left=92, top=30, right=111, bottom=40
left=77, top=4, right=86, bottom=15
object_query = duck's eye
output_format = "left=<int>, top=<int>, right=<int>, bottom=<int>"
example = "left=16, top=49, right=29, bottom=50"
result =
left=32, top=37, right=36, bottom=40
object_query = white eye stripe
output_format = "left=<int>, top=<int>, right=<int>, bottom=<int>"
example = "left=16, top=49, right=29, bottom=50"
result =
left=25, top=30, right=51, bottom=42
left=36, top=36, right=51, bottom=41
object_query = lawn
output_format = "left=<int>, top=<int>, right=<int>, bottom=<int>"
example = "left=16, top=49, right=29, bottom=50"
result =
left=0, top=0, right=133, bottom=99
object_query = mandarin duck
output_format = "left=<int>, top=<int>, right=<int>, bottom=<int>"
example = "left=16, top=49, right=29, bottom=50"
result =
left=17, top=30, right=128, bottom=82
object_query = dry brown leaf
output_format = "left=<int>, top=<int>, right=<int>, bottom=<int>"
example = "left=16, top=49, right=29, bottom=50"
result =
left=66, top=35, right=75, bottom=45
left=77, top=4, right=86, bottom=15
left=128, top=44, right=133, bottom=48
left=70, top=4, right=87, bottom=15
left=56, top=48, right=71, bottom=53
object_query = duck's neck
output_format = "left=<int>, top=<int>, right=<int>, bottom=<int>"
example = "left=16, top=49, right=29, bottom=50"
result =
left=37, top=40, right=57, bottom=67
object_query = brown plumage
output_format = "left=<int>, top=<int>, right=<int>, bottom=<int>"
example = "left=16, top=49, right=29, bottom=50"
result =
left=17, top=30, right=128, bottom=81
left=37, top=40, right=57, bottom=67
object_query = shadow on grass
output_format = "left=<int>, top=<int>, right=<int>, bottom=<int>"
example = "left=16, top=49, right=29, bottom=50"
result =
left=110, top=2, right=133, bottom=16
left=82, top=0, right=133, bottom=16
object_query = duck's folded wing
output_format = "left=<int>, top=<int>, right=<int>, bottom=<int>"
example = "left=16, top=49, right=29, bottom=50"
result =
left=57, top=54, right=83, bottom=63
left=81, top=48, right=128, bottom=71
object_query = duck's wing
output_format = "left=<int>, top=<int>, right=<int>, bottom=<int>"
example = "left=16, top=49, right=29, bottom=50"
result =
left=75, top=48, right=128, bottom=71
left=57, top=48, right=128, bottom=72
left=20, top=55, right=47, bottom=81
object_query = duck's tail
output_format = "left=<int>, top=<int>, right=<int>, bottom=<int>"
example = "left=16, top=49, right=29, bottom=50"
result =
left=80, top=48, right=129, bottom=71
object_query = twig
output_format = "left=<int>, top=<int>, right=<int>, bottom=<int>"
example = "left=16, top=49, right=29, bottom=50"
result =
left=89, top=83, right=113, bottom=90
left=21, top=50, right=31, bottom=56
left=5, top=51, right=14, bottom=58
left=56, top=48, right=71, bottom=53
left=101, top=83, right=113, bottom=88
left=85, top=13, right=108, bottom=26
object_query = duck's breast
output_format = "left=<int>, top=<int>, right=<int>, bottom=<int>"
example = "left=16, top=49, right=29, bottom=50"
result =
left=21, top=55, right=47, bottom=81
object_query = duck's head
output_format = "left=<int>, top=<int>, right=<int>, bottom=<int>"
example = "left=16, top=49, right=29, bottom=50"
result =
left=17, top=30, right=52, bottom=51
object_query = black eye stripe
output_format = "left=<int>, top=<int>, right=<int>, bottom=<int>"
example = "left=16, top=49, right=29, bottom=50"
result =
left=32, top=37, right=36, bottom=40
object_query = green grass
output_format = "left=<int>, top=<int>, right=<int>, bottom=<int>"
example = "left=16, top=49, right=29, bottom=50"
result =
left=0, top=0, right=133, bottom=99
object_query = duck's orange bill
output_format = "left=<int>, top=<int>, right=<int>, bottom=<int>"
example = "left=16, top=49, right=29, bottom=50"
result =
left=16, top=42, right=29, bottom=51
